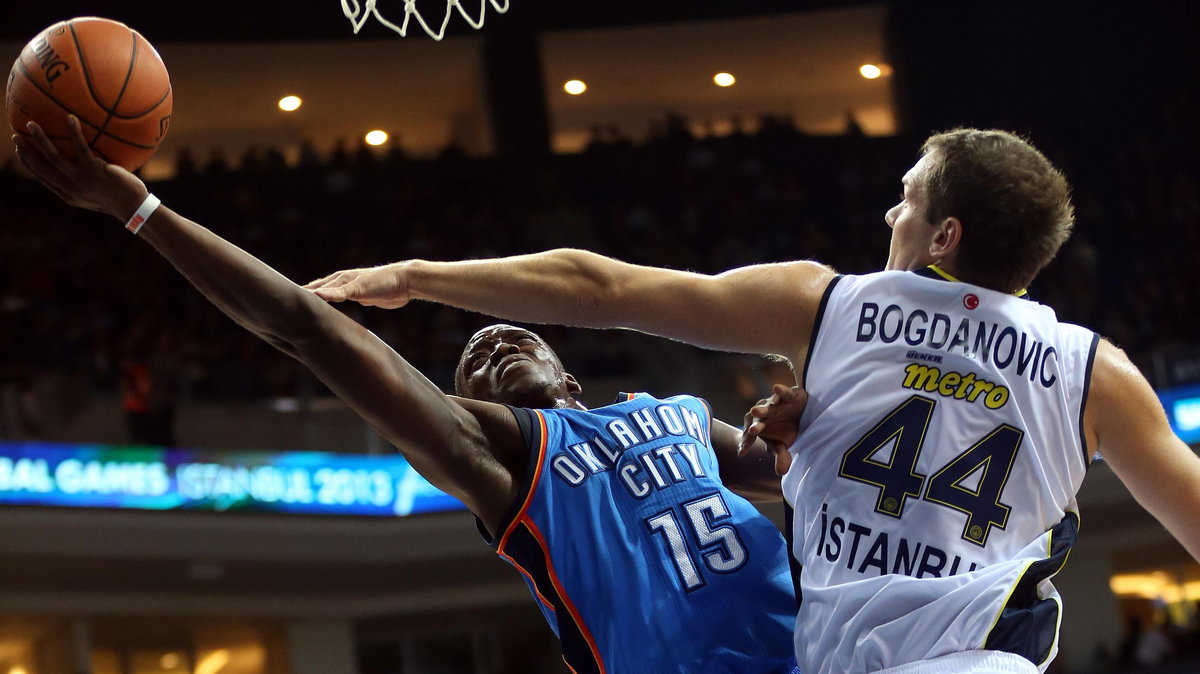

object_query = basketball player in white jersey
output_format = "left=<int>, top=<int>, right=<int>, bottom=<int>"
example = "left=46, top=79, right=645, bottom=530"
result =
left=308, top=128, right=1200, bottom=674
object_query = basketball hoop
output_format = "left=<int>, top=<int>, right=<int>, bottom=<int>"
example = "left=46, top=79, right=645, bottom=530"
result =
left=341, top=0, right=511, bottom=40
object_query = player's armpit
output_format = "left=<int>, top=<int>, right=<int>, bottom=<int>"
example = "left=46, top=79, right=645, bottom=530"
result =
left=1087, top=340, right=1200, bottom=562
left=289, top=312, right=525, bottom=535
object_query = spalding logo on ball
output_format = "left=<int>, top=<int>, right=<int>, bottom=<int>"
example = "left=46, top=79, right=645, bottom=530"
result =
left=6, top=16, right=173, bottom=171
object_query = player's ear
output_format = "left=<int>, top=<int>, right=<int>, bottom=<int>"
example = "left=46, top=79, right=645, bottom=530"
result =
left=564, top=372, right=583, bottom=395
left=929, top=216, right=961, bottom=259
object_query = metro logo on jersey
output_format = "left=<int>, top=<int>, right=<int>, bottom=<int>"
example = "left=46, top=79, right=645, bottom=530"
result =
left=900, top=363, right=1011, bottom=410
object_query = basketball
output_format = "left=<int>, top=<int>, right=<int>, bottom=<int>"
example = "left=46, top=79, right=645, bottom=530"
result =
left=5, top=17, right=173, bottom=171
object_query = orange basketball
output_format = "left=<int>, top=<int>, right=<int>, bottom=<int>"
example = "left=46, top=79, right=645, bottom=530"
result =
left=6, top=17, right=173, bottom=171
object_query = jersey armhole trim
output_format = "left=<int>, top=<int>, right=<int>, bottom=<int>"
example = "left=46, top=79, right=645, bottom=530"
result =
left=487, top=407, right=549, bottom=551
left=1077, top=333, right=1101, bottom=469
left=523, top=516, right=607, bottom=674
left=801, top=274, right=844, bottom=389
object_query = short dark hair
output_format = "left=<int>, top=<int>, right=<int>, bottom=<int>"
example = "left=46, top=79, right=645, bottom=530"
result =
left=921, top=129, right=1075, bottom=292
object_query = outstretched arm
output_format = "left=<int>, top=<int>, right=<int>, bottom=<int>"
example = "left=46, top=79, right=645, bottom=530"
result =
left=308, top=249, right=837, bottom=362
left=1087, top=340, right=1200, bottom=561
left=14, top=118, right=524, bottom=534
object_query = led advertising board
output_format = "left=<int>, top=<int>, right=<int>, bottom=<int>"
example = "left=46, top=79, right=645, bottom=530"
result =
left=0, top=441, right=466, bottom=517
left=1161, top=384, right=1200, bottom=446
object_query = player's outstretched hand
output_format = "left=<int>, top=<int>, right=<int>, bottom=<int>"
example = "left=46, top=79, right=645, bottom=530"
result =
left=12, top=115, right=148, bottom=221
left=738, top=383, right=808, bottom=465
left=304, top=263, right=411, bottom=309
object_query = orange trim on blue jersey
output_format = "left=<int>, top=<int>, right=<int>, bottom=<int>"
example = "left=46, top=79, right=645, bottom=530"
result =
left=625, top=392, right=637, bottom=401
left=498, top=544, right=558, bottom=613
left=497, top=410, right=549, bottom=552
left=524, top=516, right=607, bottom=674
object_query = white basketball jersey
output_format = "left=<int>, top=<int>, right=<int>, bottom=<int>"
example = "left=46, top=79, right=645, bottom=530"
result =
left=784, top=268, right=1099, bottom=674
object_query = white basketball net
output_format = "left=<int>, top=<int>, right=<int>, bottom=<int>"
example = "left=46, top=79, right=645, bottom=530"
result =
left=341, top=0, right=511, bottom=40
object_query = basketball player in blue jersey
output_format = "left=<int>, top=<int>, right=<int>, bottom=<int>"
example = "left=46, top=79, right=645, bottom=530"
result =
left=306, top=128, right=1200, bottom=674
left=13, top=117, right=800, bottom=674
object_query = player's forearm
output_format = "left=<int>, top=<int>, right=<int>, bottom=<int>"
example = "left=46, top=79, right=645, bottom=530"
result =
left=135, top=206, right=327, bottom=355
left=711, top=420, right=782, bottom=502
left=406, top=248, right=631, bottom=328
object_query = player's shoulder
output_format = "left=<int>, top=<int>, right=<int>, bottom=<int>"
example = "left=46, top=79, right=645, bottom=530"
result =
left=746, top=259, right=839, bottom=293
left=1082, top=338, right=1156, bottom=424
left=447, top=396, right=528, bottom=457
left=1089, top=339, right=1140, bottom=382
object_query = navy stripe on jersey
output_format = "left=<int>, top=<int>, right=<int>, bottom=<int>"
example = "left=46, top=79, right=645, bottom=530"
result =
left=984, top=511, right=1079, bottom=665
left=503, top=521, right=604, bottom=674
left=802, top=275, right=844, bottom=389
left=478, top=406, right=544, bottom=548
left=1077, top=333, right=1101, bottom=469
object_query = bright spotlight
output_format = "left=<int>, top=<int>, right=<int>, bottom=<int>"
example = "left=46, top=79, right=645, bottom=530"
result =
left=196, top=650, right=231, bottom=674
left=365, top=130, right=389, bottom=146
left=278, top=95, right=302, bottom=112
left=859, top=64, right=883, bottom=79
left=713, top=72, right=736, bottom=87
left=563, top=79, right=587, bottom=95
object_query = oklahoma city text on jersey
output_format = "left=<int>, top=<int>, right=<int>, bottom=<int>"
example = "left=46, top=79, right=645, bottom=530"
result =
left=546, top=402, right=711, bottom=498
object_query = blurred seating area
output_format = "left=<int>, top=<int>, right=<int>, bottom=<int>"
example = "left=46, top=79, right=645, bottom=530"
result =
left=2, top=104, right=1198, bottom=412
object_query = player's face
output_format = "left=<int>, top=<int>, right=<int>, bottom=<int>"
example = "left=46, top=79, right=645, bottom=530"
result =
left=457, top=325, right=579, bottom=408
left=884, top=153, right=940, bottom=271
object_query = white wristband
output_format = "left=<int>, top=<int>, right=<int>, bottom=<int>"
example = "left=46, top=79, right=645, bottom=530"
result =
left=125, top=193, right=162, bottom=234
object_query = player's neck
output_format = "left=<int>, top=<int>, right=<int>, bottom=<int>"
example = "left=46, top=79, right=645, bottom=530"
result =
left=921, top=264, right=1028, bottom=297
left=558, top=397, right=588, bottom=411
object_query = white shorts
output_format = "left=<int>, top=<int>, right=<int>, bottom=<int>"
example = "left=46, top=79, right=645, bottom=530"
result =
left=872, top=650, right=1039, bottom=674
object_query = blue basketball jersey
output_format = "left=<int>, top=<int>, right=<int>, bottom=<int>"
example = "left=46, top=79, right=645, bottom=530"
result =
left=480, top=393, right=797, bottom=674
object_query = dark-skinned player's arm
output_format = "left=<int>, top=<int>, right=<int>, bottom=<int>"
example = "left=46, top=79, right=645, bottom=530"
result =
left=12, top=117, right=524, bottom=536
left=706, top=385, right=811, bottom=501
left=709, top=420, right=782, bottom=502
left=306, top=250, right=837, bottom=365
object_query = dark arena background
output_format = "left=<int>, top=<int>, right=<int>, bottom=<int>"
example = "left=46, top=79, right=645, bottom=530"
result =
left=2, top=1, right=1199, bottom=672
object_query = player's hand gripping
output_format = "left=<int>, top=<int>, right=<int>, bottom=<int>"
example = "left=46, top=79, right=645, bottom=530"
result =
left=739, top=384, right=809, bottom=475
left=304, top=264, right=412, bottom=309
left=12, top=115, right=148, bottom=221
